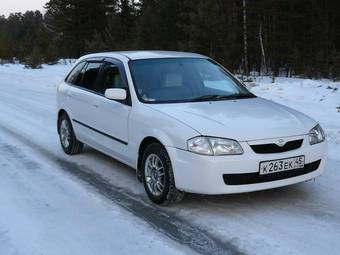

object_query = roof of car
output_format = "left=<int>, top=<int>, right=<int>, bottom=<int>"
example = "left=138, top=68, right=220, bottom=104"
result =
left=82, top=51, right=207, bottom=61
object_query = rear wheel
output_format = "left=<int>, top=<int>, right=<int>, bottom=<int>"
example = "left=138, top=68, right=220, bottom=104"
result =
left=58, top=113, right=83, bottom=155
left=142, top=143, right=183, bottom=205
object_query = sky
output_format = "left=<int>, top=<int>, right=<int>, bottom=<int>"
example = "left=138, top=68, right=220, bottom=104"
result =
left=0, top=0, right=47, bottom=17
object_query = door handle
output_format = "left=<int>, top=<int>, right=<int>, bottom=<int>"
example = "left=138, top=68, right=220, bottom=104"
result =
left=92, top=103, right=99, bottom=108
left=66, top=92, right=72, bottom=98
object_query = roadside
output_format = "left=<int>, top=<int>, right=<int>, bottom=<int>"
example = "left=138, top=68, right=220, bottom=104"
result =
left=0, top=128, right=192, bottom=255
left=0, top=123, right=240, bottom=255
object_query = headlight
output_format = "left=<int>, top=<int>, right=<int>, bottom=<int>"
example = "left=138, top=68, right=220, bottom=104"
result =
left=187, top=136, right=243, bottom=155
left=309, top=124, right=325, bottom=145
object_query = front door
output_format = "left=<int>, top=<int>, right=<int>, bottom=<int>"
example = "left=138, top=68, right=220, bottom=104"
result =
left=85, top=59, right=131, bottom=163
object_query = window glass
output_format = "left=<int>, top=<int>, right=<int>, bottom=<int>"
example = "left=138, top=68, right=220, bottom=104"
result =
left=66, top=61, right=86, bottom=84
left=129, top=58, right=253, bottom=103
left=82, top=62, right=102, bottom=90
left=95, top=63, right=126, bottom=94
left=74, top=62, right=87, bottom=86
left=196, top=61, right=239, bottom=94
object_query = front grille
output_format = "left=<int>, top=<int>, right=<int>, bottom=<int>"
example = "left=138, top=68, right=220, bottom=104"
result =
left=250, top=139, right=303, bottom=154
left=223, top=160, right=321, bottom=185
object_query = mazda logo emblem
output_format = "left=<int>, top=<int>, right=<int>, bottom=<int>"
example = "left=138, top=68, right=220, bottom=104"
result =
left=277, top=139, right=285, bottom=147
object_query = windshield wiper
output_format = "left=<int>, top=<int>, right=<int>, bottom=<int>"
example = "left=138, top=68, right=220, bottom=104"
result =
left=191, top=94, right=255, bottom=102
left=230, top=94, right=256, bottom=99
left=191, top=95, right=222, bottom=101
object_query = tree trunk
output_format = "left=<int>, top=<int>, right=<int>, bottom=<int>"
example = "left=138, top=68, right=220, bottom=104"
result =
left=259, top=22, right=267, bottom=75
left=242, top=0, right=249, bottom=76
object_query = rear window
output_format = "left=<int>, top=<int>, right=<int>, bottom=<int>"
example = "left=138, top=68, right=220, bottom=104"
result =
left=66, top=61, right=86, bottom=84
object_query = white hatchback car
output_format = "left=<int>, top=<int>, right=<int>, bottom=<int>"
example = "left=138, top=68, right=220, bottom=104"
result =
left=57, top=51, right=327, bottom=204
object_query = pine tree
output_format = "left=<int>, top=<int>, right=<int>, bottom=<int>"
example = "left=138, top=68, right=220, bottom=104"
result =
left=179, top=0, right=228, bottom=63
left=25, top=46, right=43, bottom=69
left=45, top=0, right=107, bottom=57
left=1, top=0, right=340, bottom=78
left=135, top=0, right=184, bottom=50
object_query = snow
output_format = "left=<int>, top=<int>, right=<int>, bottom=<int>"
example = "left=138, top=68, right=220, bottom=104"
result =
left=0, top=63, right=190, bottom=255
left=0, top=63, right=339, bottom=255
left=0, top=145, right=186, bottom=255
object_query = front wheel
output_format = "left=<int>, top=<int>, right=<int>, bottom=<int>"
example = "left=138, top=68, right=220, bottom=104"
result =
left=142, top=143, right=184, bottom=205
left=58, top=113, right=83, bottom=155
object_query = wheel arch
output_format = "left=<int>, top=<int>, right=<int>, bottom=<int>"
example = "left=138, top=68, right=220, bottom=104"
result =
left=137, top=136, right=164, bottom=181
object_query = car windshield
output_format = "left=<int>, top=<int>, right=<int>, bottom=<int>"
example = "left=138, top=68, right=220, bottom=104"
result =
left=129, top=58, right=255, bottom=103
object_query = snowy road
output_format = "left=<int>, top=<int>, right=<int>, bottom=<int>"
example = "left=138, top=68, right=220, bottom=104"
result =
left=0, top=64, right=339, bottom=255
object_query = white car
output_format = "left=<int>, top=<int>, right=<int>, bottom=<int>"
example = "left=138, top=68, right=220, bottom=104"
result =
left=57, top=51, right=327, bottom=204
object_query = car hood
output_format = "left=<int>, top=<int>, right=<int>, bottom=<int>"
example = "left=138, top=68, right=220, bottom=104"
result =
left=148, top=97, right=317, bottom=141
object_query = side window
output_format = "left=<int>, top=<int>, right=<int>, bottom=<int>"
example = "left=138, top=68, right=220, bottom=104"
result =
left=82, top=62, right=102, bottom=90
left=74, top=62, right=87, bottom=86
left=95, top=63, right=127, bottom=94
left=66, top=61, right=86, bottom=84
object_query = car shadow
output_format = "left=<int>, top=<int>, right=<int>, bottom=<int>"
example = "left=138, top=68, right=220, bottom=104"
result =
left=182, top=183, right=312, bottom=206
left=82, top=145, right=316, bottom=208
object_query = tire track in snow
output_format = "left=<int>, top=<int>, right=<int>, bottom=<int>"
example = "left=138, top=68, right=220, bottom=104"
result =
left=0, top=124, right=245, bottom=255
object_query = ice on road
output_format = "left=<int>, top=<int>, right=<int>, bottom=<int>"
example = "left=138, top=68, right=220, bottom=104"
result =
left=0, top=62, right=339, bottom=255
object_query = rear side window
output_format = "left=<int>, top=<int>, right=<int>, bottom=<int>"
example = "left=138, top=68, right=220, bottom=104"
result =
left=82, top=62, right=102, bottom=90
left=66, top=61, right=86, bottom=84
left=95, top=63, right=127, bottom=94
left=74, top=63, right=87, bottom=86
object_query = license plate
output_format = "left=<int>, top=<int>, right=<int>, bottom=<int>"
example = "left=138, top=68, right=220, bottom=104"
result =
left=259, top=156, right=305, bottom=175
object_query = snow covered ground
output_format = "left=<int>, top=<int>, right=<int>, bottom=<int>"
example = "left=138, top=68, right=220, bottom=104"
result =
left=0, top=64, right=191, bottom=255
left=0, top=62, right=339, bottom=255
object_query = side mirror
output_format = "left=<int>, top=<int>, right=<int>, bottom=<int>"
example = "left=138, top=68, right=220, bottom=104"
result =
left=104, top=88, right=127, bottom=101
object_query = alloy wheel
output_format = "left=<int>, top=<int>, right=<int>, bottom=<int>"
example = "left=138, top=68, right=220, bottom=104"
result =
left=60, top=119, right=71, bottom=148
left=144, top=154, right=165, bottom=196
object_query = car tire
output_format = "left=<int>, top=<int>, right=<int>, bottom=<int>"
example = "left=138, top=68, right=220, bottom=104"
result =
left=58, top=113, right=83, bottom=155
left=141, top=143, right=184, bottom=205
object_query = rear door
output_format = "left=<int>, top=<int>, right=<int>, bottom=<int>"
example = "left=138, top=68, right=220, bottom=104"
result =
left=60, top=60, right=87, bottom=112
left=66, top=60, right=103, bottom=143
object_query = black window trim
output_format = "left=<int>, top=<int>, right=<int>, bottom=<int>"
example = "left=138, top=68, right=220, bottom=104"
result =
left=65, top=57, right=132, bottom=106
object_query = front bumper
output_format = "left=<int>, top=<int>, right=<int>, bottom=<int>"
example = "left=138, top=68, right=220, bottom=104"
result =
left=166, top=136, right=327, bottom=195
